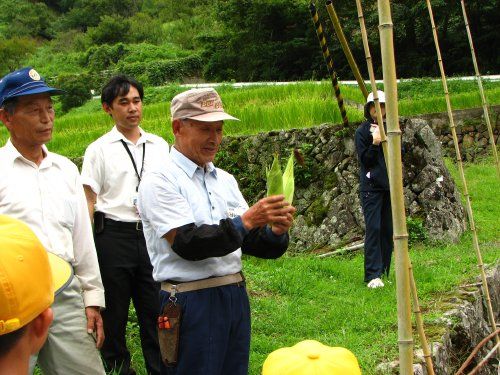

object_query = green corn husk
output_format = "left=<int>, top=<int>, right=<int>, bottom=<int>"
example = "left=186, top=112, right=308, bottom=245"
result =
left=266, top=153, right=283, bottom=197
left=282, top=151, right=294, bottom=204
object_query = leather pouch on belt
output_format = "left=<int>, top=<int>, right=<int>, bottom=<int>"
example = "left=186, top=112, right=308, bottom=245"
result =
left=158, top=302, right=182, bottom=367
left=93, top=211, right=105, bottom=234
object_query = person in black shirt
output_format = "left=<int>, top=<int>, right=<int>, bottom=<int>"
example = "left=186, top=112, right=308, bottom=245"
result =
left=355, top=91, right=392, bottom=288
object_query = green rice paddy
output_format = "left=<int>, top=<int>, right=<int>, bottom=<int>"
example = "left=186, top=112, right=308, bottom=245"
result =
left=1, top=79, right=498, bottom=158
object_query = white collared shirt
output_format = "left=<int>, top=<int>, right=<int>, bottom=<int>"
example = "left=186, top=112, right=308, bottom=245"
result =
left=81, top=126, right=170, bottom=222
left=0, top=140, right=105, bottom=307
left=138, top=147, right=248, bottom=282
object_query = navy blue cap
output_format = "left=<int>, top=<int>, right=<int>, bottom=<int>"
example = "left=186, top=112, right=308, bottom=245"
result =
left=0, top=67, right=64, bottom=107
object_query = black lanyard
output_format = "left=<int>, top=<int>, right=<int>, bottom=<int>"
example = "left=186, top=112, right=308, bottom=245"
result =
left=120, top=140, right=146, bottom=192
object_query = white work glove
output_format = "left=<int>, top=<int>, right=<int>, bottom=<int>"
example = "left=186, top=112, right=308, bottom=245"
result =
left=370, top=124, right=381, bottom=145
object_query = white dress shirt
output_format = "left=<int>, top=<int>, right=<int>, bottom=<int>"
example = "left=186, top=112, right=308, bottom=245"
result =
left=0, top=140, right=105, bottom=307
left=81, top=126, right=170, bottom=222
left=138, top=147, right=248, bottom=282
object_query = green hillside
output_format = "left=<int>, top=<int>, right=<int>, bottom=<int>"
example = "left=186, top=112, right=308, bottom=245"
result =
left=1, top=1, right=498, bottom=106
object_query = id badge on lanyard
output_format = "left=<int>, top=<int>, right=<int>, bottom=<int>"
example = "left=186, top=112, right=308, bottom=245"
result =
left=121, top=140, right=145, bottom=214
left=131, top=191, right=139, bottom=214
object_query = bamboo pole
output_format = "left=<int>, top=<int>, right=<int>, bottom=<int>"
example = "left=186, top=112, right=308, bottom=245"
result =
left=466, top=342, right=500, bottom=374
left=354, top=0, right=387, bottom=153
left=455, top=328, right=500, bottom=375
left=309, top=2, right=349, bottom=126
left=317, top=242, right=364, bottom=258
left=460, top=0, right=500, bottom=178
left=377, top=1, right=413, bottom=373
left=354, top=0, right=387, bottom=158
left=325, top=0, right=369, bottom=100
left=425, top=0, right=499, bottom=354
left=408, top=262, right=435, bottom=374
left=355, top=2, right=435, bottom=374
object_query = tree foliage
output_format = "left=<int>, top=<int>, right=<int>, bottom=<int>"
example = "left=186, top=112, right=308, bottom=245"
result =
left=0, top=0, right=497, bottom=91
left=0, top=0, right=55, bottom=39
left=117, top=54, right=203, bottom=85
left=199, top=0, right=499, bottom=80
left=85, top=43, right=129, bottom=72
left=202, top=0, right=323, bottom=81
left=0, top=37, right=37, bottom=76
left=87, top=16, right=131, bottom=45
left=54, top=73, right=93, bottom=112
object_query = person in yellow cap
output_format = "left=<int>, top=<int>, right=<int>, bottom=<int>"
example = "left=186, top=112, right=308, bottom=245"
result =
left=262, top=340, right=362, bottom=375
left=0, top=215, right=72, bottom=375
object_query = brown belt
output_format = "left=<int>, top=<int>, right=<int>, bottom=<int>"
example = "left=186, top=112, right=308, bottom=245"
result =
left=161, top=272, right=244, bottom=294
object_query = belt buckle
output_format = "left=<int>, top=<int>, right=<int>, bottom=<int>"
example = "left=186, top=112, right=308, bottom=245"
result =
left=136, top=221, right=143, bottom=231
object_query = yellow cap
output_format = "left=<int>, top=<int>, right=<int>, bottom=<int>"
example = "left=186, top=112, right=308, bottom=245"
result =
left=262, top=340, right=362, bottom=375
left=0, top=215, right=73, bottom=335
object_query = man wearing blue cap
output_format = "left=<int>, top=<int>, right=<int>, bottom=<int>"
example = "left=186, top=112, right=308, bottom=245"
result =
left=0, top=67, right=106, bottom=374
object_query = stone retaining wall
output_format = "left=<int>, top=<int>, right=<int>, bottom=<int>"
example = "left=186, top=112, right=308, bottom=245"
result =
left=214, top=117, right=466, bottom=252
left=345, top=103, right=500, bottom=160
left=72, top=115, right=471, bottom=252
left=377, top=265, right=499, bottom=374
left=412, top=105, right=499, bottom=161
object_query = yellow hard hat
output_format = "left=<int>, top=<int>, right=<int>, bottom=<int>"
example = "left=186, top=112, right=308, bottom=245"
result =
left=263, top=340, right=362, bottom=375
left=0, top=215, right=72, bottom=335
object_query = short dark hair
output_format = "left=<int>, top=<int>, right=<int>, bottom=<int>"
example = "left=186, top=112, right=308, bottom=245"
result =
left=1, top=97, right=19, bottom=115
left=101, top=75, right=144, bottom=107
left=0, top=326, right=26, bottom=357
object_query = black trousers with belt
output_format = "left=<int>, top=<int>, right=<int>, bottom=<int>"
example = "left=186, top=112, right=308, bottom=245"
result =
left=95, top=219, right=160, bottom=375
left=360, top=190, right=393, bottom=283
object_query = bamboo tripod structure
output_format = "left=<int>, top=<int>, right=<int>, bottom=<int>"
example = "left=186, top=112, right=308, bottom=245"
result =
left=378, top=1, right=413, bottom=373
left=309, top=2, right=349, bottom=126
left=356, top=1, right=435, bottom=373
left=325, top=0, right=369, bottom=100
left=460, top=0, right=500, bottom=178
left=425, top=0, right=500, bottom=354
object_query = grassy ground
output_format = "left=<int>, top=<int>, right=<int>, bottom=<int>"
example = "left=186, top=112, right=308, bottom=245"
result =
left=120, top=157, right=498, bottom=375
left=248, top=158, right=499, bottom=374
left=15, top=80, right=499, bottom=373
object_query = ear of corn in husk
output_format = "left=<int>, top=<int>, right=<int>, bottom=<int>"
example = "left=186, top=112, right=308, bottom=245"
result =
left=266, top=151, right=295, bottom=204
left=266, top=153, right=283, bottom=197
left=282, top=151, right=294, bottom=204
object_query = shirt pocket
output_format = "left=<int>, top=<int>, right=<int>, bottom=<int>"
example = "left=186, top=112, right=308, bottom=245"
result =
left=225, top=201, right=247, bottom=219
left=57, top=196, right=77, bottom=230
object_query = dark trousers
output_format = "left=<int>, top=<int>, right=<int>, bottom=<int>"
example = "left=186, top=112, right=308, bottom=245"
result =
left=95, top=220, right=160, bottom=375
left=360, top=190, right=393, bottom=282
left=159, top=283, right=251, bottom=375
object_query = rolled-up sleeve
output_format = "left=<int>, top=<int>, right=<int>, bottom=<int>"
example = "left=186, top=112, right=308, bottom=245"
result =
left=72, top=174, right=105, bottom=308
left=81, top=143, right=103, bottom=194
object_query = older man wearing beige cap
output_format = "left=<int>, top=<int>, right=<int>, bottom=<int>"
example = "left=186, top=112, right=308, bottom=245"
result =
left=137, top=87, right=296, bottom=375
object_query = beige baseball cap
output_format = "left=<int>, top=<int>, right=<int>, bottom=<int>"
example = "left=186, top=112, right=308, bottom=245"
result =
left=170, top=88, right=239, bottom=122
